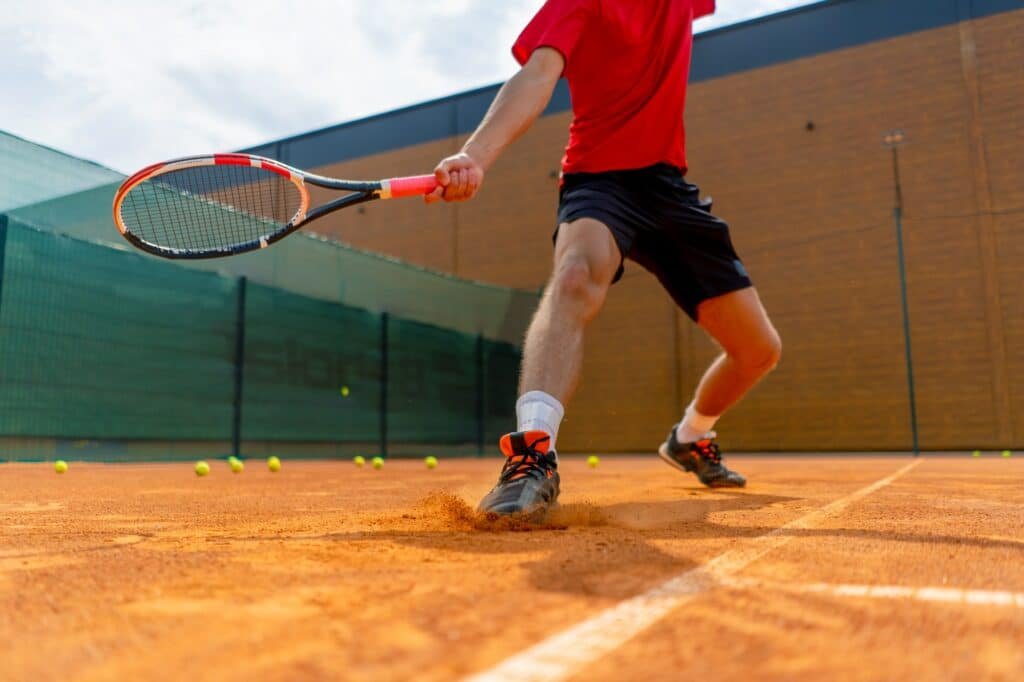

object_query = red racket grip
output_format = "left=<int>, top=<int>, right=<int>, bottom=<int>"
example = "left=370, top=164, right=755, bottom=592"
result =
left=384, top=174, right=439, bottom=199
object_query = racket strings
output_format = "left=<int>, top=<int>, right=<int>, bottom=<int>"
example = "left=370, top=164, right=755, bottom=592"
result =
left=119, top=164, right=302, bottom=253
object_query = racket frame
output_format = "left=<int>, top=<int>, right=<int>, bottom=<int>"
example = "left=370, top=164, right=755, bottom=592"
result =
left=112, top=153, right=428, bottom=259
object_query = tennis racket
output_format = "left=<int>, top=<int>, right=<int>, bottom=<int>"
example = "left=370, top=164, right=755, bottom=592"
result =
left=112, top=153, right=438, bottom=259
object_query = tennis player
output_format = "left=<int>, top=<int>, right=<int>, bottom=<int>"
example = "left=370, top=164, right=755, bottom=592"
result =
left=427, top=0, right=782, bottom=517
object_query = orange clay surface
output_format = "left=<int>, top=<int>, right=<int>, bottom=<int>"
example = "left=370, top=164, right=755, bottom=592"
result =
left=2, top=456, right=1023, bottom=681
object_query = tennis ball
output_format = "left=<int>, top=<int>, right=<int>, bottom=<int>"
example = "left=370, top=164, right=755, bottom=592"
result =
left=340, top=386, right=350, bottom=397
left=267, top=456, right=281, bottom=472
left=353, top=455, right=366, bottom=467
left=1002, top=450, right=1012, bottom=458
left=195, top=460, right=210, bottom=477
left=587, top=455, right=600, bottom=468
left=54, top=460, right=68, bottom=474
left=229, top=457, right=244, bottom=473
left=971, top=450, right=982, bottom=458
left=372, top=456, right=384, bottom=470
left=424, top=455, right=438, bottom=469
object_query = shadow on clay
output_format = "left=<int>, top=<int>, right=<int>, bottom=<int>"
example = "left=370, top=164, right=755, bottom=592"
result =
left=272, top=490, right=800, bottom=599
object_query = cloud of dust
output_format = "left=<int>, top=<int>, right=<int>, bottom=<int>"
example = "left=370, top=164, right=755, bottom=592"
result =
left=413, top=492, right=608, bottom=533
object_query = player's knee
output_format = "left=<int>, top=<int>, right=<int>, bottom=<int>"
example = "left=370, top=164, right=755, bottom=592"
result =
left=552, top=258, right=606, bottom=315
left=737, top=330, right=782, bottom=376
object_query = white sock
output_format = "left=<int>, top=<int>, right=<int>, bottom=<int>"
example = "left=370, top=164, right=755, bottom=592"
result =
left=676, top=402, right=719, bottom=443
left=516, top=391, right=565, bottom=451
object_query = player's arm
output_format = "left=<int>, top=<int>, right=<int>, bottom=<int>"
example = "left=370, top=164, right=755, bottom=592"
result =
left=425, top=47, right=564, bottom=204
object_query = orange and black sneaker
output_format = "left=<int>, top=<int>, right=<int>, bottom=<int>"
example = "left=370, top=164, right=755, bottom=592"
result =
left=658, top=425, right=746, bottom=488
left=477, top=430, right=560, bottom=518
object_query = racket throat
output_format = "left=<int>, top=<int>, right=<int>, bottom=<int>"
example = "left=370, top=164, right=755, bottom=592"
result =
left=290, top=207, right=308, bottom=228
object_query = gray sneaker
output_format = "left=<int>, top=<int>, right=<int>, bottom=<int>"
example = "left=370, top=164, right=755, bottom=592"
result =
left=657, top=425, right=746, bottom=488
left=477, top=431, right=560, bottom=518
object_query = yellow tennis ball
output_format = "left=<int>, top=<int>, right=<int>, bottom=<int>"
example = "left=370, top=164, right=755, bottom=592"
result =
left=229, top=457, right=244, bottom=473
left=971, top=450, right=982, bottom=458
left=340, top=386, right=350, bottom=397
left=372, top=456, right=384, bottom=470
left=1002, top=450, right=1012, bottom=458
left=195, top=460, right=210, bottom=477
left=424, top=456, right=438, bottom=469
left=353, top=455, right=366, bottom=467
left=54, top=460, right=68, bottom=474
left=267, top=456, right=281, bottom=472
left=587, top=455, right=600, bottom=468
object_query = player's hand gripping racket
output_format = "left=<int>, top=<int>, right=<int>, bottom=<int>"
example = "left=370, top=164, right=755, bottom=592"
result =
left=112, top=153, right=438, bottom=259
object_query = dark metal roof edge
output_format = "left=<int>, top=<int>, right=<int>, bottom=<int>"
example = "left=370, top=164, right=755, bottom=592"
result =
left=242, top=0, right=1021, bottom=158
left=239, top=82, right=502, bottom=153
left=694, top=0, right=837, bottom=39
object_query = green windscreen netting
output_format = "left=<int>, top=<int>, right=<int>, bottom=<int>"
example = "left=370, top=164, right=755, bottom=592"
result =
left=483, top=341, right=522, bottom=447
left=8, top=183, right=537, bottom=345
left=0, top=218, right=238, bottom=439
left=0, top=218, right=521, bottom=459
left=0, top=131, right=532, bottom=460
left=242, top=282, right=383, bottom=444
left=0, top=131, right=122, bottom=212
left=387, top=317, right=479, bottom=447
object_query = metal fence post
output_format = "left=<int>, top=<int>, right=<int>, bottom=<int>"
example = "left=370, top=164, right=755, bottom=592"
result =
left=231, top=277, right=247, bottom=459
left=476, top=334, right=485, bottom=456
left=0, top=216, right=8, bottom=323
left=380, top=312, right=389, bottom=459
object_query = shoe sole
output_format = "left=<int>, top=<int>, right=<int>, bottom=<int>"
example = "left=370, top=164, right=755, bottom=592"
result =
left=657, top=442, right=746, bottom=488
left=477, top=490, right=560, bottom=521
left=706, top=478, right=746, bottom=488
left=521, top=498, right=560, bottom=522
left=479, top=502, right=554, bottom=522
left=657, top=442, right=693, bottom=474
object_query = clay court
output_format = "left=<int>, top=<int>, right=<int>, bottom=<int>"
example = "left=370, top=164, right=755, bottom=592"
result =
left=3, top=455, right=1022, bottom=681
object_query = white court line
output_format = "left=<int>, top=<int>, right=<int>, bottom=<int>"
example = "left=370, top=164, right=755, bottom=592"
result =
left=464, top=460, right=921, bottom=682
left=720, top=576, right=1024, bottom=608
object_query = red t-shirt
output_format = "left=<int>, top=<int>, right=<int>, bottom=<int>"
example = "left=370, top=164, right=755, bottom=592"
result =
left=513, top=0, right=714, bottom=175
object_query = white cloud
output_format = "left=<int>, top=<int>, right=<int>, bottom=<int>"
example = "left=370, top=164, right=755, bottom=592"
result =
left=0, top=1, right=814, bottom=174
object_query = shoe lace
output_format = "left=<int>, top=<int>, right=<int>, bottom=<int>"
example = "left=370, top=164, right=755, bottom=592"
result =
left=693, top=438, right=722, bottom=465
left=500, top=438, right=553, bottom=483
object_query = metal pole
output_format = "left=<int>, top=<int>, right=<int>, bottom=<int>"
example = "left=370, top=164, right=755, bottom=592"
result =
left=884, top=131, right=920, bottom=455
left=476, top=334, right=485, bottom=456
left=380, top=312, right=389, bottom=459
left=231, top=276, right=247, bottom=459
left=0, top=216, right=8, bottom=323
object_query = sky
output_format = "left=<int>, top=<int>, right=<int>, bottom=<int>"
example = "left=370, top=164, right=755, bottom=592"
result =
left=1, top=1, right=817, bottom=174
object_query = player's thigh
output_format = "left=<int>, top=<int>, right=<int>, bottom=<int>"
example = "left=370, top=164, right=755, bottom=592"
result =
left=696, top=287, right=781, bottom=361
left=553, top=217, right=622, bottom=287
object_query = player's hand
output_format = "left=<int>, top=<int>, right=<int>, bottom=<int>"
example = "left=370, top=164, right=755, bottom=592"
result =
left=425, top=152, right=484, bottom=203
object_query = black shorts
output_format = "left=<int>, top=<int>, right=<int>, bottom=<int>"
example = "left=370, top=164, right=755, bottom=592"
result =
left=556, top=163, right=752, bottom=321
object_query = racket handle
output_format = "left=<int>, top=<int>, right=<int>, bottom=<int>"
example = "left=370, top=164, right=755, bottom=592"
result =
left=385, top=174, right=439, bottom=199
